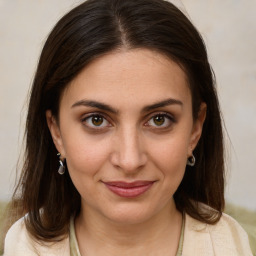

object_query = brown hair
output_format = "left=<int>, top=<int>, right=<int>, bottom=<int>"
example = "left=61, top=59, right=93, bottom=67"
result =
left=7, top=0, right=224, bottom=243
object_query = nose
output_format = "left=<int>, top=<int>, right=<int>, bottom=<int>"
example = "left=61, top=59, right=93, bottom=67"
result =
left=110, top=126, right=147, bottom=173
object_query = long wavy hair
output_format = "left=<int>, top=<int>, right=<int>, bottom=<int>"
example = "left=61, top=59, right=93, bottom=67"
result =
left=6, top=0, right=224, bottom=243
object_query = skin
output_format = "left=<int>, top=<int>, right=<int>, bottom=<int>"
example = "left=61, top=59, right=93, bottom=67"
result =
left=47, top=48, right=206, bottom=255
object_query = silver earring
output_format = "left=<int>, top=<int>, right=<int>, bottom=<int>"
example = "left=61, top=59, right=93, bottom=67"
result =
left=187, top=154, right=195, bottom=166
left=57, top=153, right=65, bottom=175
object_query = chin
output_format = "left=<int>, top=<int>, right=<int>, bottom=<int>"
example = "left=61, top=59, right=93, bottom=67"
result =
left=102, top=203, right=160, bottom=225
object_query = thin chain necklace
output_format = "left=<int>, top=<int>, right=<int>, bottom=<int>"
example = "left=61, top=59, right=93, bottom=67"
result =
left=69, top=213, right=185, bottom=256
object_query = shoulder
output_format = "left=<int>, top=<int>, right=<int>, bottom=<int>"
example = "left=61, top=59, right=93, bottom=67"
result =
left=183, top=212, right=253, bottom=256
left=209, top=212, right=249, bottom=239
left=4, top=216, right=70, bottom=256
left=3, top=217, right=34, bottom=256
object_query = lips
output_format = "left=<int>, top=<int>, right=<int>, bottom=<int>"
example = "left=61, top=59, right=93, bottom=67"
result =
left=103, top=180, right=155, bottom=198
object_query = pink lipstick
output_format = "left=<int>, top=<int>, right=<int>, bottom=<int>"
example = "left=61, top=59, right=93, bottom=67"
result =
left=103, top=181, right=154, bottom=198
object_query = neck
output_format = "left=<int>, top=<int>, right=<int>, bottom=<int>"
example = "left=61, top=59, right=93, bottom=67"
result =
left=75, top=200, right=182, bottom=256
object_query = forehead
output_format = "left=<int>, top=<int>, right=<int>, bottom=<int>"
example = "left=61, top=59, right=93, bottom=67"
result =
left=61, top=49, right=191, bottom=110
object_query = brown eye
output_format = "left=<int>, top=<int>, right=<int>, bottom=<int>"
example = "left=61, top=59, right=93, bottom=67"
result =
left=82, top=114, right=110, bottom=129
left=91, top=115, right=104, bottom=126
left=153, top=115, right=165, bottom=126
left=146, top=113, right=174, bottom=128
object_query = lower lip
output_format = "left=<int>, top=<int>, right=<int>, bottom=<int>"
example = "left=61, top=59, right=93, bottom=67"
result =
left=104, top=183, right=154, bottom=198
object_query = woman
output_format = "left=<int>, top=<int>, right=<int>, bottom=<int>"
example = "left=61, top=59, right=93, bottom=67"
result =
left=3, top=0, right=252, bottom=255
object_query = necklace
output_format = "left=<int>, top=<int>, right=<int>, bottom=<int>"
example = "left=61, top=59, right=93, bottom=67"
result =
left=69, top=213, right=185, bottom=256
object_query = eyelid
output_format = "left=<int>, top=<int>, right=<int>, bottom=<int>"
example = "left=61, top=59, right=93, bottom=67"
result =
left=144, top=111, right=176, bottom=128
left=81, top=112, right=112, bottom=128
left=145, top=111, right=175, bottom=121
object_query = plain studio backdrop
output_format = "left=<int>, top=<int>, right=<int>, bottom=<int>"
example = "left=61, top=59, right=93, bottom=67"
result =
left=0, top=0, right=255, bottom=211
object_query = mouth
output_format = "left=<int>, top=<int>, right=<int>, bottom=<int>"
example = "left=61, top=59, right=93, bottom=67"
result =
left=102, top=180, right=155, bottom=198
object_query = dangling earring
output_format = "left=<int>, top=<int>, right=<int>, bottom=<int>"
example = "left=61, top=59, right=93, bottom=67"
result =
left=57, top=153, right=65, bottom=175
left=187, top=153, right=196, bottom=166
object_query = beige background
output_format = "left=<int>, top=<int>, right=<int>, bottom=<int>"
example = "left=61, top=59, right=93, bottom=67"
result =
left=0, top=0, right=255, bottom=210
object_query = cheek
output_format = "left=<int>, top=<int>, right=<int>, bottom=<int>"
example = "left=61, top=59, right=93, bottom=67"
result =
left=149, top=135, right=190, bottom=186
left=151, top=134, right=189, bottom=165
left=63, top=135, right=113, bottom=201
left=62, top=131, right=112, bottom=178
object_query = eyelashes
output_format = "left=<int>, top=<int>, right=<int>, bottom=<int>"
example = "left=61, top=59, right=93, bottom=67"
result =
left=81, top=114, right=111, bottom=129
left=81, top=112, right=176, bottom=131
left=145, top=113, right=175, bottom=128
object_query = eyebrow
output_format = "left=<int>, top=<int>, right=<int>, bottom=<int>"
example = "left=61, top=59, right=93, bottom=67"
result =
left=142, top=98, right=183, bottom=112
left=71, top=99, right=118, bottom=114
left=71, top=98, right=183, bottom=114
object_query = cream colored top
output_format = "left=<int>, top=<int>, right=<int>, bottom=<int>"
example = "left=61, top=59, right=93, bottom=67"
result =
left=3, top=213, right=253, bottom=255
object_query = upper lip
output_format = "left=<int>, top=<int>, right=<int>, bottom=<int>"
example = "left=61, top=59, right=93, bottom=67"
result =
left=103, top=180, right=155, bottom=188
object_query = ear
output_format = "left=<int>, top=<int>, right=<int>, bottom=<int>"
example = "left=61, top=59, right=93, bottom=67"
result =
left=188, top=103, right=207, bottom=154
left=46, top=110, right=66, bottom=158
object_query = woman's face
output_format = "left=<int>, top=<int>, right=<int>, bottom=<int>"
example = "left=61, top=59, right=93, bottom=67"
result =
left=47, top=49, right=205, bottom=224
